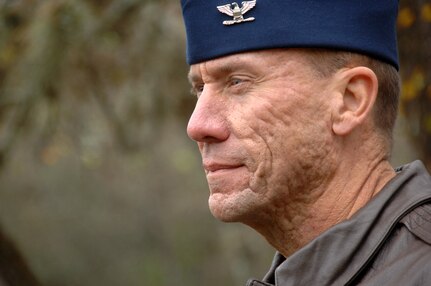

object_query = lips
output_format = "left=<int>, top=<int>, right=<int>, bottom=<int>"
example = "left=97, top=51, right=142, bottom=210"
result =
left=203, top=162, right=244, bottom=173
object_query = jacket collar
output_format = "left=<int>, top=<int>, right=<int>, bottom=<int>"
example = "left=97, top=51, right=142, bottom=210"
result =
left=262, top=161, right=431, bottom=286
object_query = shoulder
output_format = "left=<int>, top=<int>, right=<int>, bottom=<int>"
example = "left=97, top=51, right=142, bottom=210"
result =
left=401, top=202, right=431, bottom=244
left=357, top=202, right=431, bottom=285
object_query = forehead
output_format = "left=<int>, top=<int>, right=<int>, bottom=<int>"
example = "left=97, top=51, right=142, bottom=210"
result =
left=187, top=49, right=310, bottom=82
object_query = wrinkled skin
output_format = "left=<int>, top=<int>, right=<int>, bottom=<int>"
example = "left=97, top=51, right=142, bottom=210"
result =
left=186, top=49, right=397, bottom=257
left=187, top=49, right=338, bottom=226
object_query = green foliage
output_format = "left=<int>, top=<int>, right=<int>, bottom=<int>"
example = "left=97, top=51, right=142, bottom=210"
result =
left=0, top=1, right=272, bottom=285
left=0, top=0, right=193, bottom=163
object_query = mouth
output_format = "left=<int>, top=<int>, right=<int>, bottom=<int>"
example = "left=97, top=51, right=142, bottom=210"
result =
left=203, top=163, right=244, bottom=175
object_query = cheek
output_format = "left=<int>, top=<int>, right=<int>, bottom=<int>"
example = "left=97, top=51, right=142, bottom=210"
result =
left=228, top=100, right=294, bottom=191
left=233, top=94, right=334, bottom=193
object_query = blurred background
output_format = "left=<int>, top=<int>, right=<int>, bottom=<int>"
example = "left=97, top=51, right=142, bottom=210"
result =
left=0, top=0, right=429, bottom=285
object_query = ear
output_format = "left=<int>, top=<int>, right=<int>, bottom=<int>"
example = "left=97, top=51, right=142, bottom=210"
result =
left=331, top=67, right=378, bottom=136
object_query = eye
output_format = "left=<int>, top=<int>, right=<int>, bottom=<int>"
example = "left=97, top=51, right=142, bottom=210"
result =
left=226, top=76, right=251, bottom=95
left=229, top=78, right=244, bottom=86
left=190, top=84, right=204, bottom=97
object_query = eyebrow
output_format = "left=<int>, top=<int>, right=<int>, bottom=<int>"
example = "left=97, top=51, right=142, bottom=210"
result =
left=187, top=59, right=258, bottom=84
left=187, top=71, right=201, bottom=85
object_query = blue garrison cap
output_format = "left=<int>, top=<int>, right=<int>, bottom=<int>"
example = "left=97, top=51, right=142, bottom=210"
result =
left=181, top=0, right=399, bottom=69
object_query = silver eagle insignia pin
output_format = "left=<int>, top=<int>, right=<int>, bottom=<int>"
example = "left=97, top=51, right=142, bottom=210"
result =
left=217, top=1, right=256, bottom=26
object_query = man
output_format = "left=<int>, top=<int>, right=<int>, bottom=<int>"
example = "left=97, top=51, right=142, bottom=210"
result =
left=181, top=1, right=431, bottom=285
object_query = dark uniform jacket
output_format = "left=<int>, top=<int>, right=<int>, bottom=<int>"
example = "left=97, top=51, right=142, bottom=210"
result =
left=247, top=161, right=431, bottom=286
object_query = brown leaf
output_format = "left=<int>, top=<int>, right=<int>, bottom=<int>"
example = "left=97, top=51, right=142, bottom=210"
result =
left=421, top=3, right=431, bottom=22
left=398, top=7, right=416, bottom=28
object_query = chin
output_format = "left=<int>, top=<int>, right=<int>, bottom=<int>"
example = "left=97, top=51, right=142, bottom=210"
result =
left=209, top=205, right=239, bottom=222
left=208, top=190, right=258, bottom=222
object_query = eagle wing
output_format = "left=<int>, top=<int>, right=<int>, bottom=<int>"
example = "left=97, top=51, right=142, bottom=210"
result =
left=240, top=0, right=256, bottom=14
left=217, top=4, right=233, bottom=16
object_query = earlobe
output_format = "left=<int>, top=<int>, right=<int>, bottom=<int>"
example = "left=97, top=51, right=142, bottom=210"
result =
left=332, top=67, right=378, bottom=136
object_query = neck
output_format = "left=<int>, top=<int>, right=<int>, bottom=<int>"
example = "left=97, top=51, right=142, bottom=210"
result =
left=246, top=146, right=396, bottom=258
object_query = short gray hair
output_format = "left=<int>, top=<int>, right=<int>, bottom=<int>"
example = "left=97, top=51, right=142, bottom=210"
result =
left=304, top=49, right=400, bottom=154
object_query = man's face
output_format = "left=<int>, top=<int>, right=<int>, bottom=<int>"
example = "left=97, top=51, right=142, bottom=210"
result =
left=187, top=49, right=337, bottom=224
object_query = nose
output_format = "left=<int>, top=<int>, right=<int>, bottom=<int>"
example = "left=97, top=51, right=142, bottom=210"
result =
left=187, top=90, right=229, bottom=143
